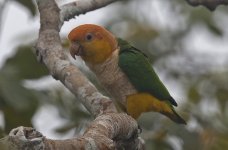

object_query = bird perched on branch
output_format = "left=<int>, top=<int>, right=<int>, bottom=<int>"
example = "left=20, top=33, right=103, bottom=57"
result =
left=68, top=24, right=186, bottom=124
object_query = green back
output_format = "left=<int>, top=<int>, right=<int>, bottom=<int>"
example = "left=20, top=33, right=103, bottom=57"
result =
left=118, top=38, right=177, bottom=106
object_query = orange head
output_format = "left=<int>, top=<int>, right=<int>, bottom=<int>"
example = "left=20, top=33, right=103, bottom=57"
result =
left=68, top=24, right=118, bottom=64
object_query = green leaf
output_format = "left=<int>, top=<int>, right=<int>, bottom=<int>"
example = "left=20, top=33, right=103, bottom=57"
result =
left=15, top=0, right=36, bottom=16
left=2, top=45, right=49, bottom=79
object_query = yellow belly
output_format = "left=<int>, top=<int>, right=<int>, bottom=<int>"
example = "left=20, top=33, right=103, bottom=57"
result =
left=126, top=93, right=172, bottom=119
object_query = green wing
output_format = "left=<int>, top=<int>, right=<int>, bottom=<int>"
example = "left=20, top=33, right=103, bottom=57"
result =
left=118, top=39, right=177, bottom=106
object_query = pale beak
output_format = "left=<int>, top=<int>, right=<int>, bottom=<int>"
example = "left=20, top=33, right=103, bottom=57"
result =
left=70, top=42, right=83, bottom=59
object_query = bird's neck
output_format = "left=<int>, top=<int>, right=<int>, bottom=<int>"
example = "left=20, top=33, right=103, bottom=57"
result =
left=86, top=48, right=120, bottom=75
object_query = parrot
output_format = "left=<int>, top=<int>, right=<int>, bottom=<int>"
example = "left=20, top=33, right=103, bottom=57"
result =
left=68, top=24, right=186, bottom=124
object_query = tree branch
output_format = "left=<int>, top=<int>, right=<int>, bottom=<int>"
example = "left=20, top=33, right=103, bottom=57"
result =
left=60, top=0, right=121, bottom=23
left=186, top=0, right=228, bottom=10
left=0, top=0, right=144, bottom=149
left=1, top=114, right=142, bottom=150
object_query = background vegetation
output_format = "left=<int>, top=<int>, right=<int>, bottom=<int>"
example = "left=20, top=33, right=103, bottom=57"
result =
left=0, top=0, right=228, bottom=149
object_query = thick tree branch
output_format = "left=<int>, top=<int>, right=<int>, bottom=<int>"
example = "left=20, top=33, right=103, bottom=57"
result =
left=60, top=0, right=120, bottom=23
left=1, top=114, right=142, bottom=150
left=186, top=0, right=228, bottom=10
left=0, top=0, right=144, bottom=149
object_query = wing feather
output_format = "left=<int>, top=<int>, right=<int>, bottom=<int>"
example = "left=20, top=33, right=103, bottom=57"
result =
left=118, top=39, right=177, bottom=106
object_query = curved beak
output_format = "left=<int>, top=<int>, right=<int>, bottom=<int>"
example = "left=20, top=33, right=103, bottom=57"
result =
left=70, top=42, right=83, bottom=59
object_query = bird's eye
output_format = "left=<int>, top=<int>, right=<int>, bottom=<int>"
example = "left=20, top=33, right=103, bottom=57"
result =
left=85, top=33, right=93, bottom=41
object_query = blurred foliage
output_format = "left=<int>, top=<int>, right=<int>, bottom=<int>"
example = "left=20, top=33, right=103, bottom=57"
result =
left=2, top=46, right=49, bottom=79
left=0, top=0, right=228, bottom=150
left=0, top=46, right=49, bottom=133
left=46, top=89, right=91, bottom=134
